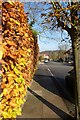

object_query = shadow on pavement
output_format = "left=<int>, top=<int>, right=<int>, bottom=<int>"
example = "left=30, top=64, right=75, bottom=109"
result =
left=28, top=88, right=75, bottom=120
left=54, top=77, right=75, bottom=99
left=33, top=74, right=74, bottom=104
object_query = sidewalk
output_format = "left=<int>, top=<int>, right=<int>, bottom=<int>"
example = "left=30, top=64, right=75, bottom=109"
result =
left=17, top=76, right=74, bottom=119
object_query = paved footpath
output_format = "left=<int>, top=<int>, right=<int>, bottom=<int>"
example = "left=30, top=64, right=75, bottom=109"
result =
left=17, top=65, right=74, bottom=120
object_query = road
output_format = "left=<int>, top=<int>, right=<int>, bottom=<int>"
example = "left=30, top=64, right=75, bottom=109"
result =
left=18, top=62, right=75, bottom=119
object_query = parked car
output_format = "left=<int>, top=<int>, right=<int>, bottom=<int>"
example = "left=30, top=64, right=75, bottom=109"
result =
left=68, top=60, right=74, bottom=65
left=44, top=60, right=48, bottom=63
left=65, top=69, right=75, bottom=90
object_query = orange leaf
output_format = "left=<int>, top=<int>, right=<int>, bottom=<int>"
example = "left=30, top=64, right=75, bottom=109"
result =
left=2, top=2, right=13, bottom=9
left=6, top=40, right=15, bottom=46
left=8, top=53, right=17, bottom=59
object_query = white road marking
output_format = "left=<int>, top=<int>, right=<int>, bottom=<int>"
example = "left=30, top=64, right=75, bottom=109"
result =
left=48, top=68, right=54, bottom=77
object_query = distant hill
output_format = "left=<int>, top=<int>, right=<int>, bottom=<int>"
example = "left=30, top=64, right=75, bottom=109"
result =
left=40, top=50, right=59, bottom=56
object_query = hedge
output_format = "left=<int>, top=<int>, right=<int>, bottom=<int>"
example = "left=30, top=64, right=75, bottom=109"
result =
left=0, top=1, right=39, bottom=119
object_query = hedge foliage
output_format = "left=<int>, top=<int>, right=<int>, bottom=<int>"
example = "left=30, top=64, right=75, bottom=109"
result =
left=0, top=1, right=39, bottom=119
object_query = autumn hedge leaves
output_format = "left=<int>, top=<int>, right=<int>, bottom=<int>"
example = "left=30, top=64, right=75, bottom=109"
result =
left=0, top=1, right=39, bottom=119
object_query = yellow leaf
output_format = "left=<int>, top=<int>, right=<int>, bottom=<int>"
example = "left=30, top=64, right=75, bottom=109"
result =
left=10, top=18, right=20, bottom=26
left=0, top=50, right=3, bottom=60
left=27, top=49, right=31, bottom=53
left=8, top=73, right=15, bottom=77
left=8, top=0, right=14, bottom=4
left=25, top=33, right=29, bottom=37
left=3, top=88, right=8, bottom=95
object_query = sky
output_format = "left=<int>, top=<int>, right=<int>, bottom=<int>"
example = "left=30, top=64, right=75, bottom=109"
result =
left=23, top=2, right=71, bottom=52
left=37, top=30, right=71, bottom=52
left=38, top=35, right=59, bottom=52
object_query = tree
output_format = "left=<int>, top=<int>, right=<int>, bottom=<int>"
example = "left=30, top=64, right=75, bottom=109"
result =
left=58, top=44, right=67, bottom=60
left=48, top=2, right=80, bottom=119
left=39, top=55, right=43, bottom=61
